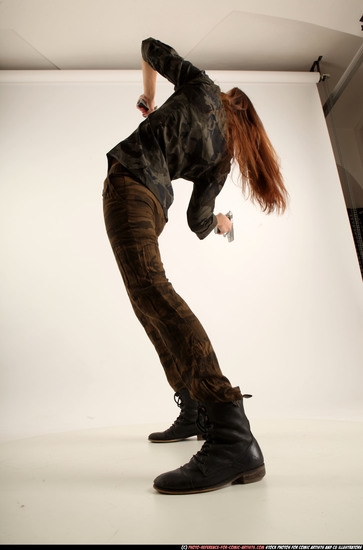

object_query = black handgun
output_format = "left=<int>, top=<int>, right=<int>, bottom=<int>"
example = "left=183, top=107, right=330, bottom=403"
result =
left=137, top=99, right=149, bottom=112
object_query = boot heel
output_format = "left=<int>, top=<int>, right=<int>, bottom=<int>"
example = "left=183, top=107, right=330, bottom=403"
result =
left=197, top=433, right=205, bottom=441
left=232, top=464, right=266, bottom=485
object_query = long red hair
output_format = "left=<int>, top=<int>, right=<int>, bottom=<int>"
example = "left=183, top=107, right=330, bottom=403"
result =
left=221, top=88, right=288, bottom=214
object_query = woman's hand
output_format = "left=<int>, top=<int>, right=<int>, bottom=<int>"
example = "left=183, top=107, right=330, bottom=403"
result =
left=136, top=94, right=157, bottom=118
left=216, top=213, right=233, bottom=235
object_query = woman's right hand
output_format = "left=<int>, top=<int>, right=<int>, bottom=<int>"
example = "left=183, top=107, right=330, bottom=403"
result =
left=136, top=94, right=156, bottom=117
left=216, top=213, right=233, bottom=235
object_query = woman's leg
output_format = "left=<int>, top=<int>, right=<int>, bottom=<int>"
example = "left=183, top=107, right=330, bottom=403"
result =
left=128, top=299, right=185, bottom=392
left=103, top=165, right=242, bottom=403
left=103, top=166, right=184, bottom=392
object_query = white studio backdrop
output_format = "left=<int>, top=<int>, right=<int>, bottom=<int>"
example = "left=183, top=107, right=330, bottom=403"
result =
left=0, top=69, right=362, bottom=442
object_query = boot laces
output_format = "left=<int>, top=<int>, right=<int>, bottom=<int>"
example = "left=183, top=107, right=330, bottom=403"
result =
left=192, top=407, right=214, bottom=466
left=174, top=392, right=183, bottom=409
left=196, top=406, right=209, bottom=434
left=169, top=392, right=187, bottom=427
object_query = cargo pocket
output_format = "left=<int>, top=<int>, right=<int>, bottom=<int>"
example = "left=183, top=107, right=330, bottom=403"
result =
left=142, top=242, right=166, bottom=284
left=113, top=245, right=146, bottom=291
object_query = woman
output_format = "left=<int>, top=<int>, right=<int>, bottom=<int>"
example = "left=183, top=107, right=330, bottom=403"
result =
left=103, top=37, right=288, bottom=494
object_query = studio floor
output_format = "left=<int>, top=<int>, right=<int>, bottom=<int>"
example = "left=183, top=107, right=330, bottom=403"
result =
left=0, top=418, right=362, bottom=545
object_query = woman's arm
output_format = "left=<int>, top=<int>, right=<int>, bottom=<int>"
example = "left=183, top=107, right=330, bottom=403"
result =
left=137, top=37, right=206, bottom=117
left=141, top=38, right=205, bottom=89
left=137, top=58, right=157, bottom=117
left=142, top=58, right=157, bottom=104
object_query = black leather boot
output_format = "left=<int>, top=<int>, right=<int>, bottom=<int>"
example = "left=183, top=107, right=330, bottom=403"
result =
left=148, top=388, right=204, bottom=443
left=153, top=396, right=265, bottom=493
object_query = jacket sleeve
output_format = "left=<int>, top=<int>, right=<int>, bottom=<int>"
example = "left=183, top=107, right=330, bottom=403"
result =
left=187, top=174, right=228, bottom=240
left=141, top=37, right=206, bottom=89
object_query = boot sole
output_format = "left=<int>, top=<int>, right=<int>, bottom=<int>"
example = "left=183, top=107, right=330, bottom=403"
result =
left=149, top=434, right=204, bottom=443
left=153, top=464, right=266, bottom=494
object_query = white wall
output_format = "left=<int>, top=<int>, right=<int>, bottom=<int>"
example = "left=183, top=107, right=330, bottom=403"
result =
left=0, top=70, right=362, bottom=442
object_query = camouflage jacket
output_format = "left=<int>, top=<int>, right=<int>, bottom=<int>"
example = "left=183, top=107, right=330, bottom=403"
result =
left=107, top=37, right=231, bottom=239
